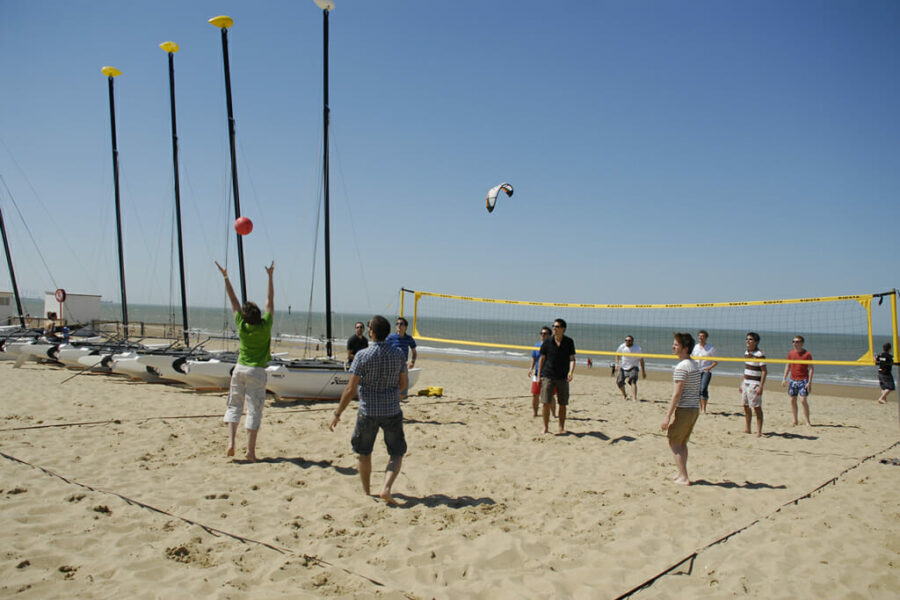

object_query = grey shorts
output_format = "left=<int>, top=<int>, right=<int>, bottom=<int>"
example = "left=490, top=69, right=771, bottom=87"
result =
left=617, top=367, right=639, bottom=386
left=351, top=412, right=407, bottom=457
left=540, top=377, right=569, bottom=405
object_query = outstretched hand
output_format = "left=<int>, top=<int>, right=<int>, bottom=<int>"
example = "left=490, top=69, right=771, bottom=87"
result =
left=215, top=261, right=228, bottom=278
left=265, top=261, right=275, bottom=276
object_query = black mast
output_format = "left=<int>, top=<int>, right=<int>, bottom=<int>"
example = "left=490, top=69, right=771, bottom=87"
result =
left=0, top=203, right=26, bottom=328
left=316, top=0, right=335, bottom=358
left=209, top=15, right=248, bottom=304
left=102, top=66, right=129, bottom=333
left=161, top=42, right=191, bottom=346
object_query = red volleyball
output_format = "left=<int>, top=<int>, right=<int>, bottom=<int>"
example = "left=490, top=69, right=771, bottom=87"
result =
left=234, top=216, right=253, bottom=235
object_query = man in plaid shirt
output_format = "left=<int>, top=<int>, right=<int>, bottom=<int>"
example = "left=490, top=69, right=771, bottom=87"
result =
left=330, top=315, right=408, bottom=505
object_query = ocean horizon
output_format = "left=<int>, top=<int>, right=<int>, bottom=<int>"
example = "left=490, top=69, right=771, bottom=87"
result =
left=13, top=298, right=887, bottom=389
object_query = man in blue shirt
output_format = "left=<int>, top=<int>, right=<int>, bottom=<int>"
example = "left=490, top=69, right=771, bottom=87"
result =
left=386, top=316, right=417, bottom=369
left=330, top=315, right=408, bottom=505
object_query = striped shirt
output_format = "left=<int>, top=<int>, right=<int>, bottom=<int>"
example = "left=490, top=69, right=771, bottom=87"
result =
left=673, top=358, right=701, bottom=408
left=744, top=349, right=766, bottom=381
left=350, top=341, right=408, bottom=417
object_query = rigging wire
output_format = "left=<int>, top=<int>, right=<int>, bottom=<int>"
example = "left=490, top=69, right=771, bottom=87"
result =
left=0, top=136, right=97, bottom=292
left=330, top=121, right=372, bottom=311
left=304, top=134, right=324, bottom=359
left=0, top=171, right=59, bottom=292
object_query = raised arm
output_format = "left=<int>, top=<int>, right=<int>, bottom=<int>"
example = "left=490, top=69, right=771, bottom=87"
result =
left=215, top=261, right=241, bottom=315
left=265, top=261, right=275, bottom=314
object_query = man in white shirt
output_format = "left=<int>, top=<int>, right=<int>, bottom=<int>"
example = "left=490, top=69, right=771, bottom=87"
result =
left=614, top=335, right=645, bottom=401
left=693, top=330, right=719, bottom=414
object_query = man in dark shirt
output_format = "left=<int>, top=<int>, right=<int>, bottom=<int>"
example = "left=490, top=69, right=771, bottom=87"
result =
left=877, top=342, right=894, bottom=405
left=538, top=318, right=576, bottom=434
left=347, top=321, right=368, bottom=364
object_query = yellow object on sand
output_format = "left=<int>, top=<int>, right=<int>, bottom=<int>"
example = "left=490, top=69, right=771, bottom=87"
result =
left=416, top=386, right=443, bottom=397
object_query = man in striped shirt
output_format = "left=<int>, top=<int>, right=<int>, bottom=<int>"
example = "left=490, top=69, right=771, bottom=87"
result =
left=330, top=315, right=408, bottom=505
left=740, top=332, right=767, bottom=437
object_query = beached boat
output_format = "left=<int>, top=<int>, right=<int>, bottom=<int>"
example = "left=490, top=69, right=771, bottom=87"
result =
left=258, top=3, right=423, bottom=400
left=266, top=359, right=421, bottom=400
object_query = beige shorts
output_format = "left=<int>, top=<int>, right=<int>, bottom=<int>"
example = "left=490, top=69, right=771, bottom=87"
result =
left=224, top=364, right=268, bottom=430
left=667, top=407, right=699, bottom=444
left=741, top=381, right=762, bottom=408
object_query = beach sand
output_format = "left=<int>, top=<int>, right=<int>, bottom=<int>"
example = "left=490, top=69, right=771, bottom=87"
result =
left=1, top=356, right=898, bottom=598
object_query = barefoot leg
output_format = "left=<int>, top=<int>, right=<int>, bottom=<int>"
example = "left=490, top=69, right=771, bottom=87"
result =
left=380, top=456, right=403, bottom=505
left=226, top=421, right=238, bottom=457
left=358, top=454, right=372, bottom=496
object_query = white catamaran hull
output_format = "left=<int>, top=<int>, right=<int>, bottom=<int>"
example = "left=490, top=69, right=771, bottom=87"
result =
left=180, top=357, right=235, bottom=390
left=0, top=340, right=58, bottom=363
left=265, top=363, right=422, bottom=401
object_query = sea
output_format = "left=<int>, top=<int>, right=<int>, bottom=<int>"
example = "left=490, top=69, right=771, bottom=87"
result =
left=19, top=299, right=886, bottom=388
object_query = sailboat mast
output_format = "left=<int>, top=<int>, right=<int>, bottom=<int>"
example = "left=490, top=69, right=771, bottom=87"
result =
left=102, top=66, right=129, bottom=333
left=162, top=42, right=191, bottom=346
left=209, top=16, right=248, bottom=304
left=0, top=204, right=26, bottom=328
left=320, top=1, right=334, bottom=358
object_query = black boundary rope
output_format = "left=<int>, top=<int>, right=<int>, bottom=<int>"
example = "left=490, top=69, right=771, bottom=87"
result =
left=0, top=449, right=414, bottom=597
left=613, top=439, right=900, bottom=599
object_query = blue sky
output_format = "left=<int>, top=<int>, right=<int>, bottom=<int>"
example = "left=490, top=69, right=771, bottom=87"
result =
left=1, top=1, right=898, bottom=316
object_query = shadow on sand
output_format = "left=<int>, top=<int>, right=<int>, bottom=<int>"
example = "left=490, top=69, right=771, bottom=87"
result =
left=691, top=479, right=787, bottom=490
left=255, top=456, right=356, bottom=475
left=388, top=493, right=495, bottom=510
left=764, top=431, right=818, bottom=440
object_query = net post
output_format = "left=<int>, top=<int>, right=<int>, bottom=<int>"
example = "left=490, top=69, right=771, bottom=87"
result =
left=412, top=291, right=423, bottom=337
left=891, top=290, right=898, bottom=366
left=892, top=290, right=899, bottom=430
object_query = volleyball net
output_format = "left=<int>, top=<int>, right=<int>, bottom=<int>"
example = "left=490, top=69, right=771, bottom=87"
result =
left=399, top=288, right=899, bottom=369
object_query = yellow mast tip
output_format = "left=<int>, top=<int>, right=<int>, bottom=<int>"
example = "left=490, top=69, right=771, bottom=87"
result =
left=208, top=15, right=234, bottom=28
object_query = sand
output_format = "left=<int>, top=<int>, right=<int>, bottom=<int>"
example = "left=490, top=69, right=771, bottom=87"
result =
left=1, top=356, right=898, bottom=599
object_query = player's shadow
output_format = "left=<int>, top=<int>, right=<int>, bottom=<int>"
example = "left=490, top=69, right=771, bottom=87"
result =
left=388, top=493, right=495, bottom=510
left=568, top=431, right=611, bottom=441
left=811, top=423, right=858, bottom=429
left=764, top=431, right=818, bottom=440
left=404, top=418, right=466, bottom=426
left=566, top=415, right=603, bottom=423
left=708, top=411, right=745, bottom=417
left=261, top=456, right=356, bottom=475
left=609, top=435, right=637, bottom=444
left=691, top=479, right=787, bottom=490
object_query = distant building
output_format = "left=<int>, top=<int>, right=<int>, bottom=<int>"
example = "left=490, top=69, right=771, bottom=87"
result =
left=0, top=291, right=16, bottom=325
left=43, top=291, right=101, bottom=325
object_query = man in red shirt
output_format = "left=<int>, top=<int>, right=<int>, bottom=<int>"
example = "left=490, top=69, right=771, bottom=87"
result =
left=782, top=335, right=813, bottom=426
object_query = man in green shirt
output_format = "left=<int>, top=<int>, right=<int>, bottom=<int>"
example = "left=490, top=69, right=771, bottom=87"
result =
left=216, top=260, right=274, bottom=462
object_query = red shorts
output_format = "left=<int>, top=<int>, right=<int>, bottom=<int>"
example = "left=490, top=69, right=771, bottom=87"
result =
left=531, top=380, right=541, bottom=395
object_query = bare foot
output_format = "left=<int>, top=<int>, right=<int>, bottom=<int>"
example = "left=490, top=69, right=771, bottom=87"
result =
left=791, top=421, right=798, bottom=427
left=673, top=476, right=691, bottom=486
left=744, top=428, right=752, bottom=434
left=380, top=491, right=399, bottom=506
left=756, top=432, right=762, bottom=438
left=226, top=447, right=235, bottom=457
left=556, top=428, right=567, bottom=435
left=878, top=399, right=886, bottom=404
left=244, top=453, right=257, bottom=463
left=541, top=427, right=549, bottom=434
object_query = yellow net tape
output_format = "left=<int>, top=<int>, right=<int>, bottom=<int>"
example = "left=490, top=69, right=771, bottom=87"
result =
left=401, top=289, right=899, bottom=379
